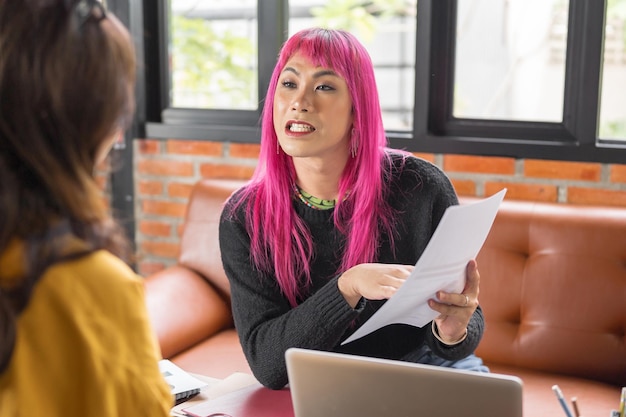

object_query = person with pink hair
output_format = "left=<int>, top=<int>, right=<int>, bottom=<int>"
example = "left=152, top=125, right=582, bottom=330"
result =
left=219, top=27, right=488, bottom=390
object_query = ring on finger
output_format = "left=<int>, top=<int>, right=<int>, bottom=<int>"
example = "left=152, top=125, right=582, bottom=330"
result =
left=464, top=295, right=469, bottom=306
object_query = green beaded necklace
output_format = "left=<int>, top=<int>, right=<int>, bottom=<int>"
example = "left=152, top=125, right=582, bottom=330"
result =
left=294, top=184, right=336, bottom=210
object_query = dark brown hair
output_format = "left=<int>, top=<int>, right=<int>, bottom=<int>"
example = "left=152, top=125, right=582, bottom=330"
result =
left=0, top=0, right=136, bottom=372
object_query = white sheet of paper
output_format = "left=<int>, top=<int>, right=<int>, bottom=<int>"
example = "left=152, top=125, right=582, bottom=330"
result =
left=341, top=189, right=506, bottom=345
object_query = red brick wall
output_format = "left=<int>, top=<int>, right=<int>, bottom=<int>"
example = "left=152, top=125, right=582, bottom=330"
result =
left=132, top=138, right=626, bottom=277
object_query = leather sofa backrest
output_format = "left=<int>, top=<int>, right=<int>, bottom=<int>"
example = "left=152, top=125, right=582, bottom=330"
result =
left=178, top=179, right=248, bottom=299
left=472, top=199, right=626, bottom=386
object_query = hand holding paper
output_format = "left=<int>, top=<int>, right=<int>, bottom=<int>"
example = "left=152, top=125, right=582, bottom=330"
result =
left=342, top=189, right=506, bottom=345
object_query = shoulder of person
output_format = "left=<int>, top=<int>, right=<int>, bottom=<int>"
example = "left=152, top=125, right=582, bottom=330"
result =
left=384, top=150, right=451, bottom=188
left=225, top=181, right=266, bottom=208
left=220, top=183, right=257, bottom=225
left=46, top=250, right=142, bottom=299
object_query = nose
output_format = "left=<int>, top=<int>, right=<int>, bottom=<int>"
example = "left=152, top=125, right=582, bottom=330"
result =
left=291, top=89, right=312, bottom=112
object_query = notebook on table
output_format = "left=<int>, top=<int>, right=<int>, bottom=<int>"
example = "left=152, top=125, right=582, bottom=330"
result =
left=285, top=348, right=523, bottom=417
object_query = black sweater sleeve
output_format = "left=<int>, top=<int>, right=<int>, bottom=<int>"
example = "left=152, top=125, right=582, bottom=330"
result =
left=219, top=212, right=361, bottom=389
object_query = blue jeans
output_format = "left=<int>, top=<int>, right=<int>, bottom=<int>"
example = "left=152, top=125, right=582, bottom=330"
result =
left=410, top=345, right=490, bottom=372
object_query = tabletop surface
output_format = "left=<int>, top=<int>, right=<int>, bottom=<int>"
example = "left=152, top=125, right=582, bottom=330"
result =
left=170, top=373, right=293, bottom=417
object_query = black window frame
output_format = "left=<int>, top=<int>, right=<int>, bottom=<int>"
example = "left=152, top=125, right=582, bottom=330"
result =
left=143, top=0, right=288, bottom=142
left=141, top=0, right=625, bottom=163
left=391, top=0, right=626, bottom=163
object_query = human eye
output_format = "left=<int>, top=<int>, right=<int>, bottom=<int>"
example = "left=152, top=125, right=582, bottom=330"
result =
left=315, top=83, right=335, bottom=91
left=280, top=79, right=296, bottom=88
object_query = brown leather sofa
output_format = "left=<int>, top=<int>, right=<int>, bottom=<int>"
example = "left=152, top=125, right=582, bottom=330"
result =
left=144, top=178, right=626, bottom=417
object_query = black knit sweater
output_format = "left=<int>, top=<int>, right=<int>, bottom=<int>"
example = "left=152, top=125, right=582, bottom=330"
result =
left=219, top=153, right=485, bottom=389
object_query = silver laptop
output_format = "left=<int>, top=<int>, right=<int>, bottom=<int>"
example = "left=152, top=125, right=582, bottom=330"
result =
left=285, top=348, right=523, bottom=417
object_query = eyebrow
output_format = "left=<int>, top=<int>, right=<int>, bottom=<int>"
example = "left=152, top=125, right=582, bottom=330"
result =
left=281, top=67, right=340, bottom=79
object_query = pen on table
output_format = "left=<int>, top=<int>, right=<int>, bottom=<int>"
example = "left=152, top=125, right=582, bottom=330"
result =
left=570, top=396, right=581, bottom=417
left=552, top=385, right=574, bottom=417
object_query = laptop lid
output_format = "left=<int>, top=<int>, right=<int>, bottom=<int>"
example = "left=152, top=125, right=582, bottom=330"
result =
left=285, top=348, right=523, bottom=417
left=158, top=359, right=208, bottom=404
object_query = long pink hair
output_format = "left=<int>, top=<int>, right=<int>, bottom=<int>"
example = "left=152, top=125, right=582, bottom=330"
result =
left=232, top=28, right=399, bottom=306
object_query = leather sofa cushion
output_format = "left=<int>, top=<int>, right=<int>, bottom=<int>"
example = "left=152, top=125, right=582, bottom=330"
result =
left=170, top=329, right=251, bottom=380
left=488, top=364, right=622, bottom=417
left=144, top=265, right=232, bottom=358
left=474, top=200, right=626, bottom=386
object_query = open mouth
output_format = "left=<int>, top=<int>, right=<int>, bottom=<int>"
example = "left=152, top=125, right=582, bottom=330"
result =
left=288, top=122, right=316, bottom=133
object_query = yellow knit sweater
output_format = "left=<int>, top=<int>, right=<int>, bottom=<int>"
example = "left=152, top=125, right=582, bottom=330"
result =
left=0, top=240, right=173, bottom=416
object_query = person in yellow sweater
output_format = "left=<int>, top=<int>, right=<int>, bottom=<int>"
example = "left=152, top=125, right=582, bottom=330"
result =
left=0, top=0, right=173, bottom=415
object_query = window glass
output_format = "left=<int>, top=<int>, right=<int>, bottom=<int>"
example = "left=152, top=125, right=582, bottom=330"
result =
left=598, top=0, right=626, bottom=141
left=288, top=0, right=417, bottom=131
left=453, top=0, right=568, bottom=122
left=169, top=0, right=258, bottom=109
